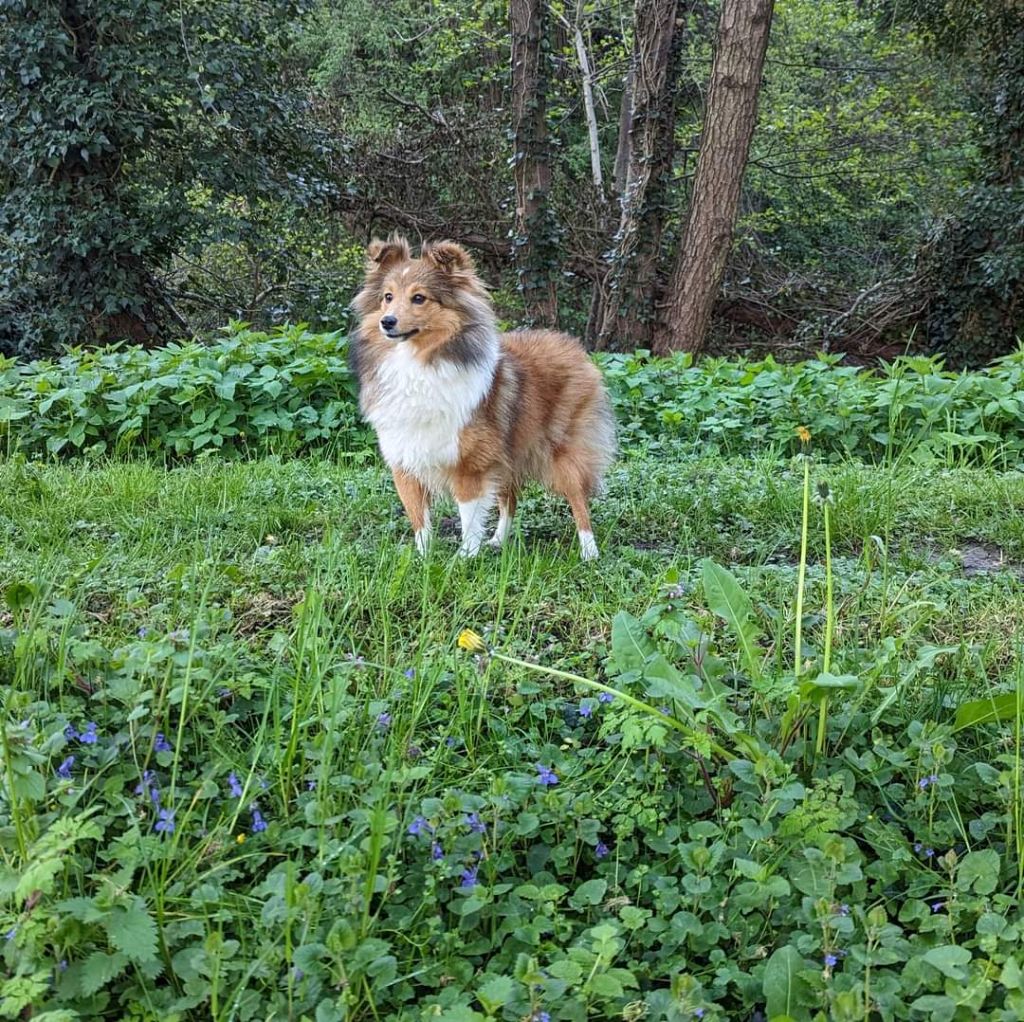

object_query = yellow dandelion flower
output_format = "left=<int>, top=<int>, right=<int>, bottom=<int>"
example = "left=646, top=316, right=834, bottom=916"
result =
left=457, top=629, right=487, bottom=654
left=796, top=425, right=811, bottom=444
left=236, top=833, right=246, bottom=844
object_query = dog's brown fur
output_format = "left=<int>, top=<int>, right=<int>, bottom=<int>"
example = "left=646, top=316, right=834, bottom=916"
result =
left=350, top=235, right=616, bottom=557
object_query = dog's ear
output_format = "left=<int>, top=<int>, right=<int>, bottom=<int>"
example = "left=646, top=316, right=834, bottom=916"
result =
left=366, top=234, right=411, bottom=273
left=421, top=240, right=474, bottom=275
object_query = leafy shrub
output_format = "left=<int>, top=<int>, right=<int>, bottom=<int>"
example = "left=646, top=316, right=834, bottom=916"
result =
left=3, top=325, right=1024, bottom=465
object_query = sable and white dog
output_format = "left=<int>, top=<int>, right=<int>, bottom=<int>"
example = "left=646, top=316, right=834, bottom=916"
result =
left=349, top=235, right=615, bottom=559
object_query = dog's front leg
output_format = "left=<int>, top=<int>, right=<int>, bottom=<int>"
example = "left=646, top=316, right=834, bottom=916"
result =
left=392, top=469, right=432, bottom=554
left=452, top=474, right=496, bottom=557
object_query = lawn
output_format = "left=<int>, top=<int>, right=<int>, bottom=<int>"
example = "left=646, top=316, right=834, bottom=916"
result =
left=1, top=451, right=1023, bottom=1021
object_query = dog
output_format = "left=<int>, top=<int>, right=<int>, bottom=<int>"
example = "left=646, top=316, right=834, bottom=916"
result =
left=349, top=235, right=615, bottom=559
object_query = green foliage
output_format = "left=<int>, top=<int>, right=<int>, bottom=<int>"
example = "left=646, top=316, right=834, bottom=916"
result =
left=5, top=330, right=1024, bottom=465
left=0, top=0, right=327, bottom=356
left=0, top=324, right=365, bottom=458
left=2, top=451, right=1024, bottom=1018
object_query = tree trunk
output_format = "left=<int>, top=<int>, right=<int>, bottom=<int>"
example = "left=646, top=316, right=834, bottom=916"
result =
left=654, top=0, right=774, bottom=355
left=593, top=0, right=684, bottom=350
left=510, top=0, right=559, bottom=326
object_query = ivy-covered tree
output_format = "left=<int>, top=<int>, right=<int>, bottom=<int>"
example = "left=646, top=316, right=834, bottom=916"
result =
left=0, top=0, right=326, bottom=355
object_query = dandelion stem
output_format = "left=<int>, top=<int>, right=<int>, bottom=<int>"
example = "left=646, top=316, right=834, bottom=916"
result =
left=816, top=499, right=834, bottom=757
left=794, top=456, right=810, bottom=681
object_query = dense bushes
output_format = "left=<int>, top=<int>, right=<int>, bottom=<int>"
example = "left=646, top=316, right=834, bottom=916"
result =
left=2, top=324, right=1024, bottom=465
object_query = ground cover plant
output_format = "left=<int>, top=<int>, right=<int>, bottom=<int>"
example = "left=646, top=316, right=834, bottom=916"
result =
left=2, top=438, right=1024, bottom=1020
left=3, top=325, right=1024, bottom=469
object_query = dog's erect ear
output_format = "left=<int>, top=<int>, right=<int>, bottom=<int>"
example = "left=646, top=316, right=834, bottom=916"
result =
left=421, top=240, right=474, bottom=275
left=366, top=235, right=411, bottom=273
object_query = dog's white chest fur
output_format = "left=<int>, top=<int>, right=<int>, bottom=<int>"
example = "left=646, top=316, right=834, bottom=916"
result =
left=364, top=341, right=497, bottom=487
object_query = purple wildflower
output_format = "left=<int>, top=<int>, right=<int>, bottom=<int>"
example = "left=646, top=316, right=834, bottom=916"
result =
left=227, top=772, right=243, bottom=798
left=658, top=705, right=671, bottom=716
left=694, top=1011, right=705, bottom=1020
left=154, top=808, right=175, bottom=834
left=404, top=667, right=416, bottom=679
left=79, top=721, right=98, bottom=745
left=251, top=809, right=268, bottom=833
left=431, top=842, right=444, bottom=861
left=56, top=755, right=75, bottom=780
left=137, top=626, right=149, bottom=638
left=918, top=774, right=939, bottom=790
left=931, top=901, right=944, bottom=913
left=460, top=864, right=479, bottom=889
left=154, top=732, right=172, bottom=753
left=595, top=841, right=610, bottom=859
left=839, top=903, right=850, bottom=916
left=534, top=1013, right=550, bottom=1022
left=824, top=953, right=838, bottom=967
left=914, top=842, right=923, bottom=852
left=292, top=967, right=304, bottom=981
left=307, top=779, right=316, bottom=791
left=925, top=848, right=935, bottom=858
left=376, top=712, right=392, bottom=731
left=578, top=702, right=593, bottom=718
left=408, top=816, right=433, bottom=837
left=134, top=769, right=158, bottom=802
left=64, top=724, right=79, bottom=741
left=465, top=813, right=486, bottom=834
left=536, top=763, right=558, bottom=786
left=598, top=691, right=614, bottom=703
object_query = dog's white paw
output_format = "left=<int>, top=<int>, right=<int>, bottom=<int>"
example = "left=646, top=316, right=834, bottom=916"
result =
left=414, top=529, right=431, bottom=555
left=579, top=531, right=599, bottom=561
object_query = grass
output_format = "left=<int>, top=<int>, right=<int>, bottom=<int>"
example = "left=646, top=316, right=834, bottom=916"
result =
left=2, top=450, right=1023, bottom=1020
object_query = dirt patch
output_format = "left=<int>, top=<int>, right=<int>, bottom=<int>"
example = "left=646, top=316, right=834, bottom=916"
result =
left=918, top=540, right=1022, bottom=578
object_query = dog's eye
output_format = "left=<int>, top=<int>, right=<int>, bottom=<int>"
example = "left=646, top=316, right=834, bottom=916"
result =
left=384, top=292, right=393, bottom=303
left=411, top=294, right=426, bottom=305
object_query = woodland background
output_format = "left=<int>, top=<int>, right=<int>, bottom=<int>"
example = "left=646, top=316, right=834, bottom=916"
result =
left=1, top=0, right=1022, bottom=367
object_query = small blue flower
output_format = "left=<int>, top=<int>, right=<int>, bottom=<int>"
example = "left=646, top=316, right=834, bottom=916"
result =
left=404, top=667, right=416, bottom=679
left=306, top=779, right=316, bottom=791
left=138, top=626, right=149, bottom=638
left=839, top=903, right=850, bottom=916
left=658, top=705, right=670, bottom=716
left=465, top=813, right=486, bottom=834
left=536, top=763, right=558, bottom=786
left=595, top=841, right=610, bottom=859
left=56, top=755, right=75, bottom=780
left=79, top=721, right=98, bottom=745
left=918, top=773, right=939, bottom=790
left=58, top=959, right=67, bottom=971
left=377, top=712, right=392, bottom=730
left=931, top=901, right=944, bottom=912
left=694, top=1011, right=705, bottom=1020
left=63, top=724, right=79, bottom=741
left=925, top=848, right=935, bottom=858
left=251, top=809, right=268, bottom=833
left=134, top=769, right=157, bottom=801
left=3, top=927, right=15, bottom=941
left=578, top=702, right=593, bottom=718
left=154, top=808, right=175, bottom=834
left=824, top=953, right=838, bottom=967
left=914, top=842, right=923, bottom=852
left=227, top=772, right=243, bottom=798
left=431, top=842, right=444, bottom=861
left=598, top=691, right=614, bottom=703
left=408, top=816, right=433, bottom=837
left=534, top=1013, right=550, bottom=1022
left=154, top=732, right=172, bottom=753
left=460, top=864, right=479, bottom=889
left=292, top=967, right=304, bottom=981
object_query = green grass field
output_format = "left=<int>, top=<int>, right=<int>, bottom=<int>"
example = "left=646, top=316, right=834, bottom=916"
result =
left=2, top=451, right=1023, bottom=1021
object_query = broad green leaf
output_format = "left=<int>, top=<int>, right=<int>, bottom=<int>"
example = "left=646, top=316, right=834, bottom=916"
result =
left=956, top=849, right=1002, bottom=895
left=105, top=900, right=158, bottom=962
left=954, top=691, right=1021, bottom=730
left=610, top=611, right=656, bottom=675
left=701, top=560, right=763, bottom=681
left=762, top=946, right=811, bottom=1021
left=923, top=944, right=971, bottom=980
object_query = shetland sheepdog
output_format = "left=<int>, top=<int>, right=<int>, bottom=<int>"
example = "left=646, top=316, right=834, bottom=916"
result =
left=349, top=235, right=616, bottom=560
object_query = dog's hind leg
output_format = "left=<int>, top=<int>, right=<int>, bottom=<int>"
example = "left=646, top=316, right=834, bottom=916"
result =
left=392, top=468, right=433, bottom=554
left=488, top=486, right=518, bottom=549
left=550, top=455, right=599, bottom=561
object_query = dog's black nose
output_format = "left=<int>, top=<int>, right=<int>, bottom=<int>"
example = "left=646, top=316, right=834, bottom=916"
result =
left=380, top=315, right=397, bottom=331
